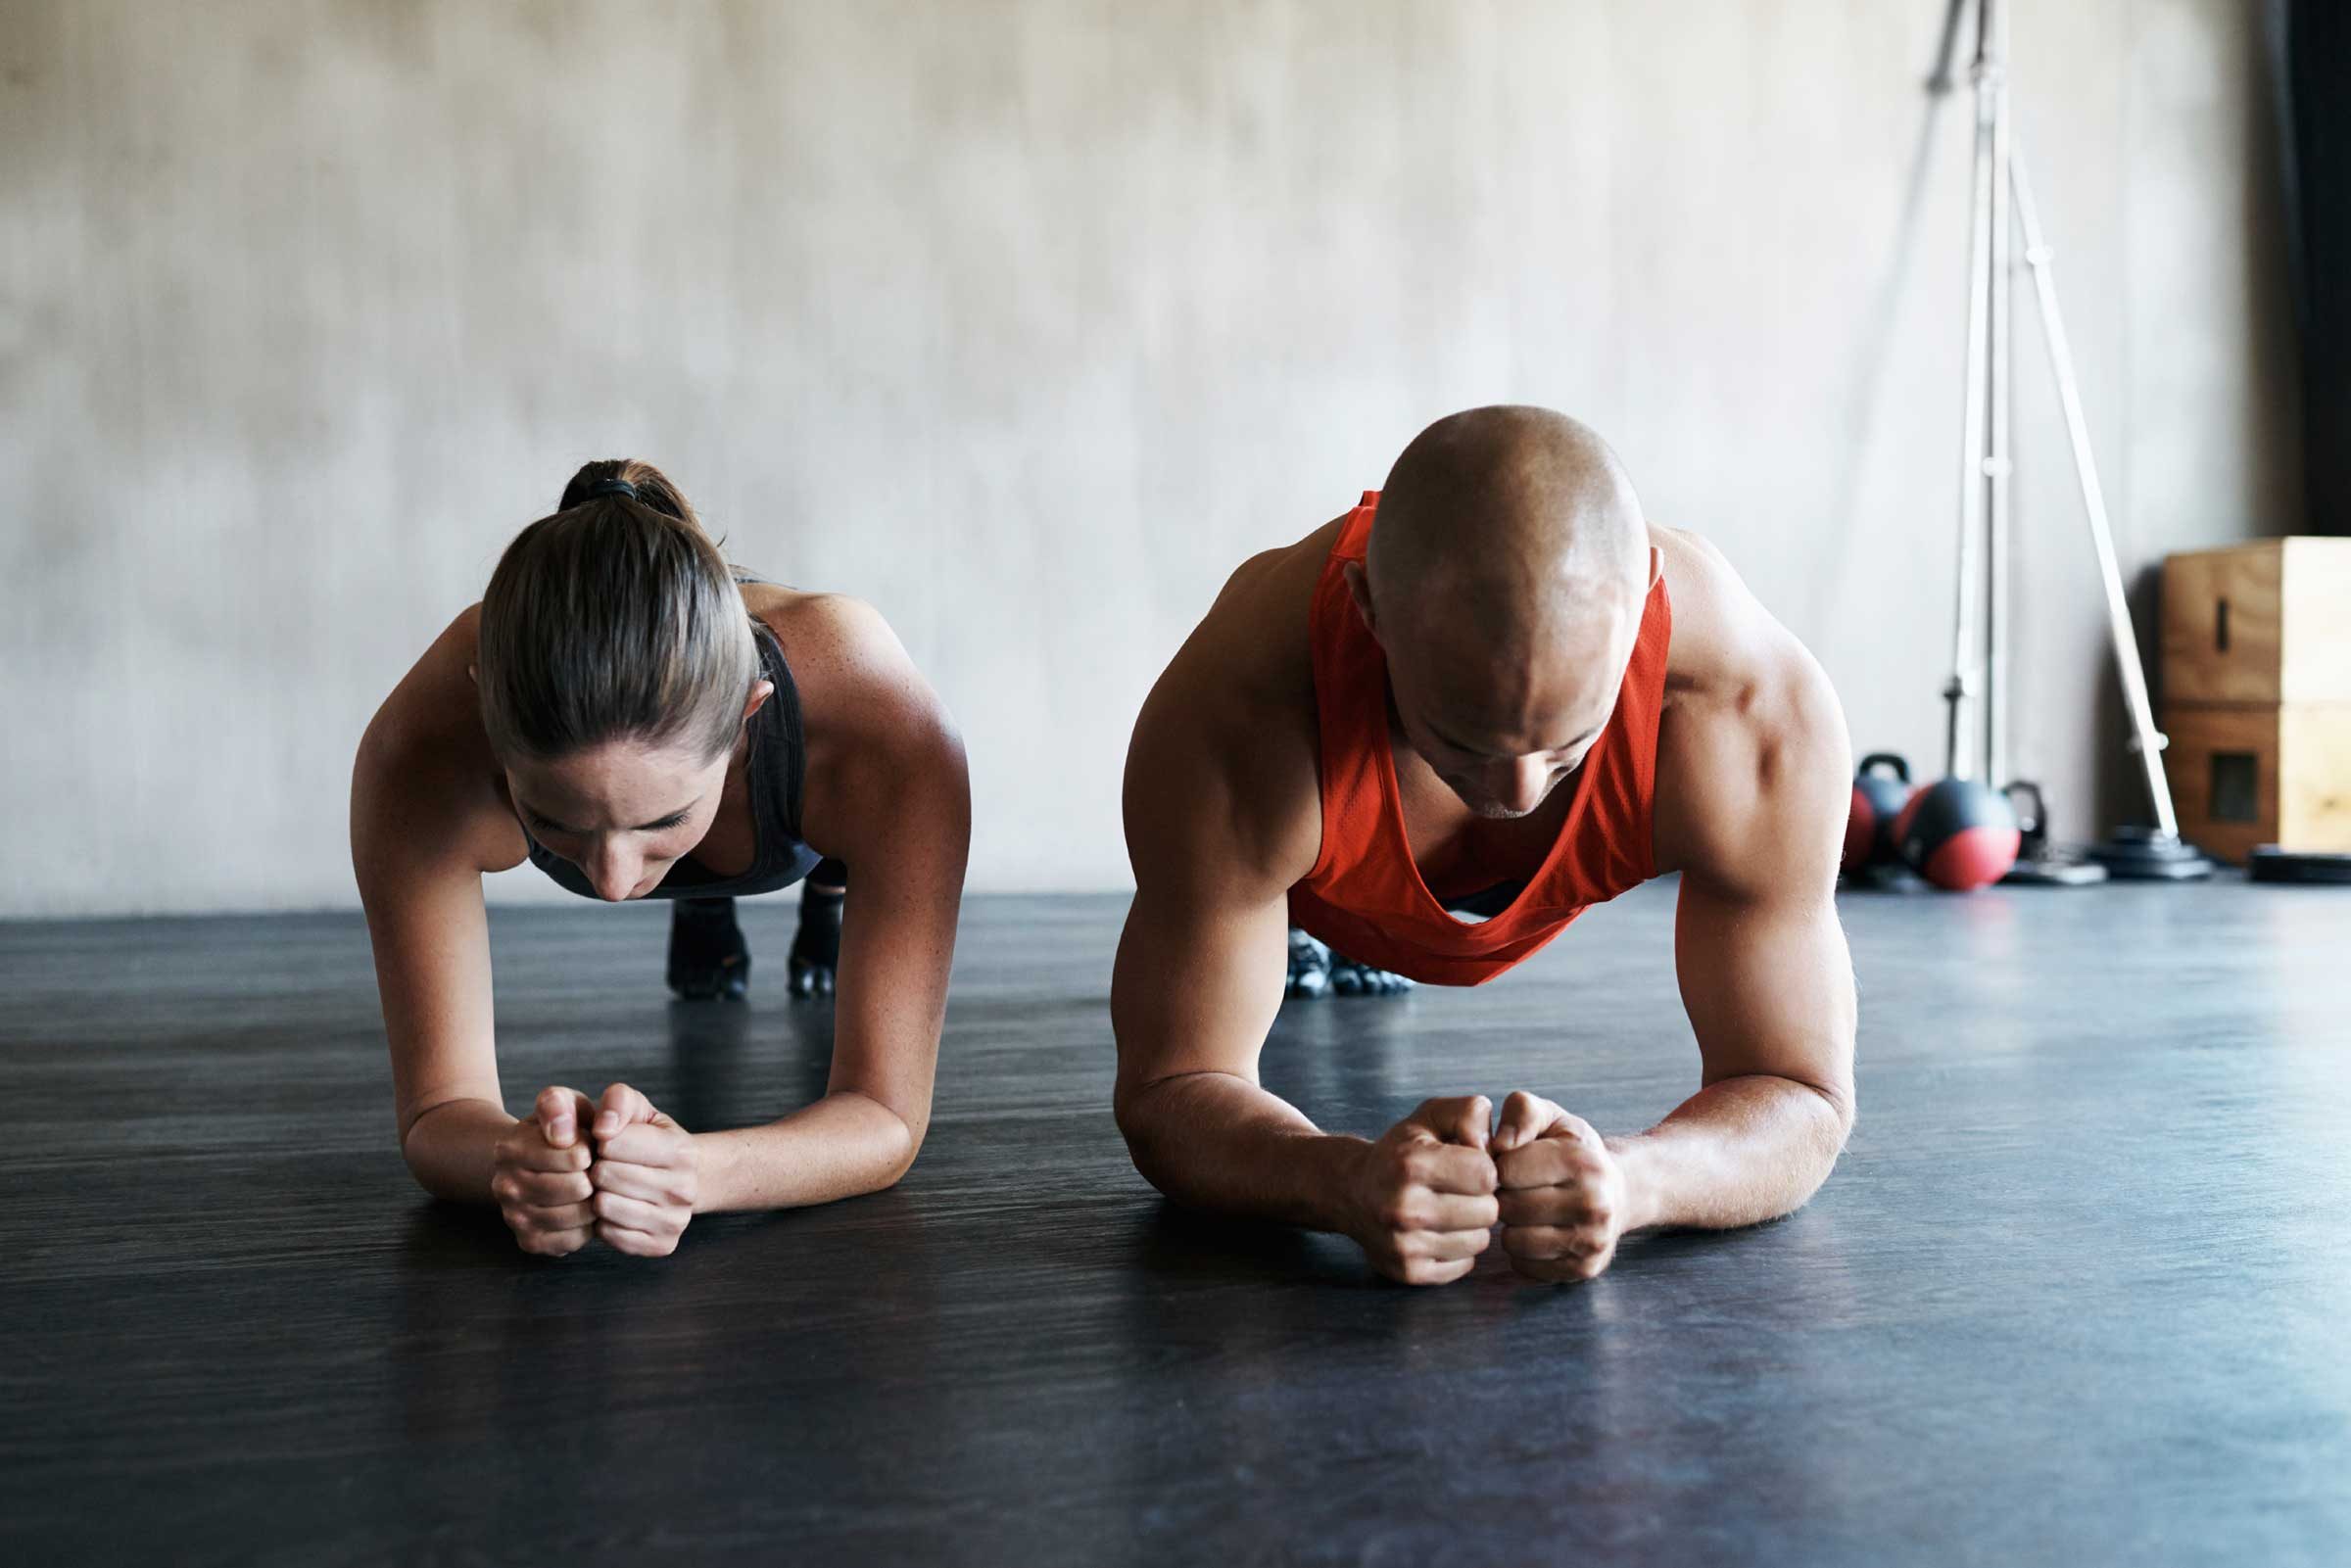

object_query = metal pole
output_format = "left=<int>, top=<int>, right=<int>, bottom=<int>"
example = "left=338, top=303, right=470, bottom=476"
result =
left=1925, top=0, right=1970, bottom=92
left=1943, top=0, right=1997, bottom=781
left=2010, top=150, right=2183, bottom=836
left=1985, top=0, right=2014, bottom=785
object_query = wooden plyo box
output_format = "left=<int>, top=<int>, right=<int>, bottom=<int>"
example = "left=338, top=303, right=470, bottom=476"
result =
left=2158, top=701, right=2351, bottom=864
left=2161, top=539, right=2351, bottom=862
left=2161, top=538, right=2351, bottom=705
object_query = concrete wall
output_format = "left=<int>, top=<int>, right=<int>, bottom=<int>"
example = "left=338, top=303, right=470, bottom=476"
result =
left=0, top=0, right=2299, bottom=916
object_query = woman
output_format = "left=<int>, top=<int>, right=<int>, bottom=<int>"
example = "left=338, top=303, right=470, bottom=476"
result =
left=352, top=459, right=969, bottom=1258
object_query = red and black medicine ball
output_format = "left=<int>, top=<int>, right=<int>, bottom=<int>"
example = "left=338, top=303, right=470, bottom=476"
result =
left=1894, top=777, right=2021, bottom=890
left=1844, top=753, right=1915, bottom=874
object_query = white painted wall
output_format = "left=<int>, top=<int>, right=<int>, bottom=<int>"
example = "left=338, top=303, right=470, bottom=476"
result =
left=0, top=0, right=2298, bottom=916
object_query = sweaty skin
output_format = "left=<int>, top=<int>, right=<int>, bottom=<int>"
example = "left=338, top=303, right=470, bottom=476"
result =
left=353, top=585, right=969, bottom=1257
left=1112, top=407, right=1856, bottom=1286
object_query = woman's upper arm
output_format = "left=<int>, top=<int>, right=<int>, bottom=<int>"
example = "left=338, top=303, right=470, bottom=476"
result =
left=351, top=710, right=509, bottom=1142
left=798, top=606, right=972, bottom=1138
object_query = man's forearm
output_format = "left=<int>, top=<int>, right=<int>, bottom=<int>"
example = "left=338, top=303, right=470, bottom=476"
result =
left=693, top=1090, right=922, bottom=1213
left=1117, top=1071, right=1368, bottom=1232
left=1611, top=1073, right=1852, bottom=1232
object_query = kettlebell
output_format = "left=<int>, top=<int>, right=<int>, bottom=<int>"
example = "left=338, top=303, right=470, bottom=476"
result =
left=1844, top=753, right=1915, bottom=875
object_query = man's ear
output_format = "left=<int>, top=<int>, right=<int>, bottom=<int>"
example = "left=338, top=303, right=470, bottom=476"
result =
left=1342, top=560, right=1379, bottom=642
left=1646, top=545, right=1664, bottom=594
left=465, top=663, right=478, bottom=687
left=742, top=678, right=775, bottom=725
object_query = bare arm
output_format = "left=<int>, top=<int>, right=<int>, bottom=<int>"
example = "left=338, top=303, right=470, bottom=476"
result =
left=1621, top=558, right=1857, bottom=1233
left=1110, top=842, right=1367, bottom=1231
left=1490, top=537, right=1857, bottom=1282
left=690, top=600, right=971, bottom=1212
left=350, top=683, right=528, bottom=1205
left=1111, top=641, right=1499, bottom=1284
left=1622, top=872, right=1855, bottom=1231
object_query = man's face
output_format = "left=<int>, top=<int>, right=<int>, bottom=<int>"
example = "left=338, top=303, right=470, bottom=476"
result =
left=1382, top=599, right=1631, bottom=821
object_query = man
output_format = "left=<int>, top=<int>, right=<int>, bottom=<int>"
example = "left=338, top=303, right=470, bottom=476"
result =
left=1112, top=406, right=1856, bottom=1286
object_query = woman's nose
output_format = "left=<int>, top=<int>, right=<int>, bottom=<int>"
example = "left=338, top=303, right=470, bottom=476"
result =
left=585, top=843, right=640, bottom=902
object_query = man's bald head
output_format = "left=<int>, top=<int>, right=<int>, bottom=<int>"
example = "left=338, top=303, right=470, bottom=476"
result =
left=1366, top=405, right=1648, bottom=644
left=1350, top=406, right=1653, bottom=820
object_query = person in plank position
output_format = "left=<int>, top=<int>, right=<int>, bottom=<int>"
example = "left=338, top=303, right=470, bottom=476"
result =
left=354, top=459, right=968, bottom=1259
left=1113, top=406, right=1856, bottom=1285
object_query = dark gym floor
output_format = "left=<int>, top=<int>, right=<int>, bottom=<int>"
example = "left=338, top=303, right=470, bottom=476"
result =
left=4, top=877, right=2347, bottom=1566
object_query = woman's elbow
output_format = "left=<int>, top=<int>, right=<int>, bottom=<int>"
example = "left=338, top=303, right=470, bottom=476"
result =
left=866, top=1102, right=927, bottom=1191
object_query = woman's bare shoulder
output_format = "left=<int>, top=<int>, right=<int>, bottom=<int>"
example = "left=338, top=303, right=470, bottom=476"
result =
left=352, top=605, right=525, bottom=877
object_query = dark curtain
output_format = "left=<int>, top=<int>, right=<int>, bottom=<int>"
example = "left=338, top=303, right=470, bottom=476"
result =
left=2284, top=0, right=2348, bottom=534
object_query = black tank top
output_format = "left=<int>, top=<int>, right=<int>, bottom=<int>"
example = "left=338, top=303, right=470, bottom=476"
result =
left=521, top=617, right=825, bottom=900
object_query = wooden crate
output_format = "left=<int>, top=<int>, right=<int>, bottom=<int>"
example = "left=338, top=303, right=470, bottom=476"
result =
left=2161, top=538, right=2351, bottom=706
left=2160, top=702, right=2351, bottom=863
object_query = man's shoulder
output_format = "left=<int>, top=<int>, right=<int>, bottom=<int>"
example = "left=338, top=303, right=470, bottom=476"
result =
left=1649, top=528, right=1849, bottom=892
left=1123, top=523, right=1342, bottom=894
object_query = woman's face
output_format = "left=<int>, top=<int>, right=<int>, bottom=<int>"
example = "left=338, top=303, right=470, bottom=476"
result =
left=504, top=736, right=734, bottom=901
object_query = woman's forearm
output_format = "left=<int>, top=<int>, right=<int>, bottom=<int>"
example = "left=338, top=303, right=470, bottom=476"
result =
left=690, top=1090, right=923, bottom=1213
left=400, top=1097, right=517, bottom=1203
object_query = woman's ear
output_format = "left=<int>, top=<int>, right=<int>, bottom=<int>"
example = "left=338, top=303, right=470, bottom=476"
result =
left=466, top=663, right=478, bottom=686
left=742, top=678, right=775, bottom=724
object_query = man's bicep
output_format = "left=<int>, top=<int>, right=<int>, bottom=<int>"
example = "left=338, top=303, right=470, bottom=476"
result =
left=1112, top=872, right=1291, bottom=1102
left=1113, top=651, right=1319, bottom=1106
left=1674, top=876, right=1856, bottom=1110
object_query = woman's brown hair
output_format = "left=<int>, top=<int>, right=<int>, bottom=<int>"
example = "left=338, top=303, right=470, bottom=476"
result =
left=476, top=458, right=759, bottom=765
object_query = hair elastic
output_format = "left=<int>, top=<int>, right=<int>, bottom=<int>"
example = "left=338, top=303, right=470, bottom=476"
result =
left=585, top=477, right=639, bottom=501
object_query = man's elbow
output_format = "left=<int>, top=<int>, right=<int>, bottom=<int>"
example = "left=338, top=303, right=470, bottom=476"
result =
left=1793, top=1076, right=1855, bottom=1181
left=1112, top=1074, right=1185, bottom=1194
left=1812, top=1078, right=1856, bottom=1146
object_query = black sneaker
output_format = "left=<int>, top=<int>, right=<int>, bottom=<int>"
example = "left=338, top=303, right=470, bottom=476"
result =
left=1327, top=953, right=1415, bottom=996
left=667, top=897, right=750, bottom=1001
left=790, top=885, right=843, bottom=999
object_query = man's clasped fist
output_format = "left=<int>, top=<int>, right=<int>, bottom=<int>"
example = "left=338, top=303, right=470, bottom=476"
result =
left=1340, top=1091, right=1632, bottom=1286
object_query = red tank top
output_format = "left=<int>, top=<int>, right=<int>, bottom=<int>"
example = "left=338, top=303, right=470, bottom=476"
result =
left=1285, top=493, right=1673, bottom=986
